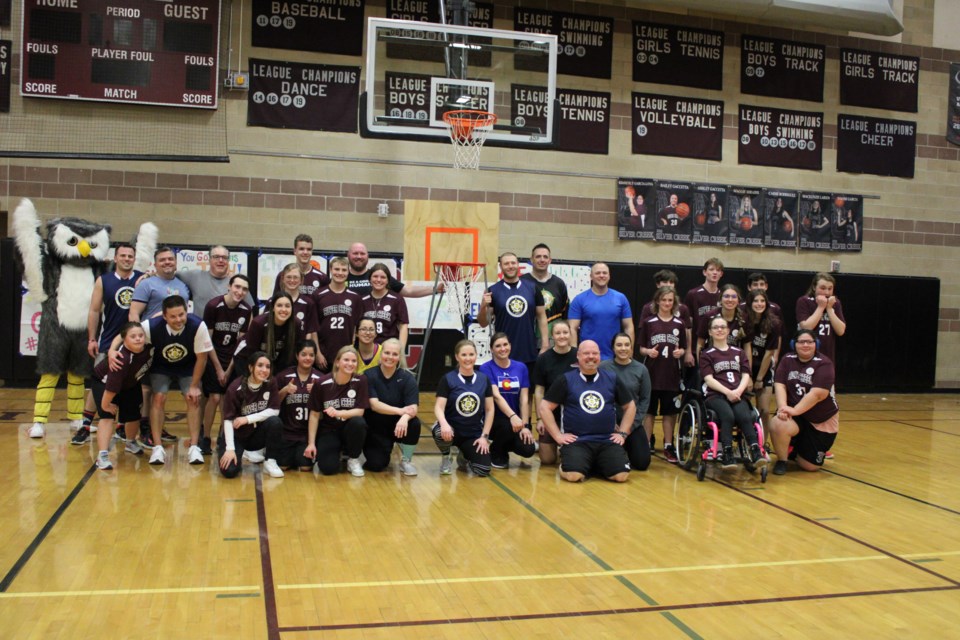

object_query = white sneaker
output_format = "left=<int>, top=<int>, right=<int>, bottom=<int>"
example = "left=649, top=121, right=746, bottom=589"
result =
left=346, top=458, right=365, bottom=477
left=188, top=445, right=204, bottom=465
left=243, top=449, right=265, bottom=463
left=69, top=419, right=82, bottom=432
left=124, top=440, right=144, bottom=456
left=89, top=424, right=98, bottom=433
left=96, top=451, right=113, bottom=471
left=28, top=423, right=45, bottom=438
left=149, top=446, right=165, bottom=465
left=263, top=458, right=285, bottom=478
left=399, top=459, right=418, bottom=476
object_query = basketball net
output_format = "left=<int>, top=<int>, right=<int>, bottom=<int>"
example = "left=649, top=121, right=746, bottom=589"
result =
left=435, top=262, right=486, bottom=331
left=442, top=110, right=497, bottom=170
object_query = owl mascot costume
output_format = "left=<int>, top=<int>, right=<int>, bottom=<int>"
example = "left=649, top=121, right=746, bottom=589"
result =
left=13, top=198, right=156, bottom=437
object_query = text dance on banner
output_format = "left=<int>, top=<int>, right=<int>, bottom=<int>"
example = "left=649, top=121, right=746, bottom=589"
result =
left=387, top=1, right=493, bottom=65
left=829, top=195, right=862, bottom=252
left=248, top=59, right=359, bottom=132
left=728, top=186, right=764, bottom=247
left=692, top=183, right=728, bottom=245
left=385, top=72, right=431, bottom=122
left=762, top=189, right=798, bottom=249
left=948, top=63, right=960, bottom=147
left=840, top=48, right=919, bottom=113
left=514, top=8, right=613, bottom=78
left=655, top=182, right=693, bottom=244
left=798, top=192, right=832, bottom=251
left=739, top=105, right=822, bottom=171
left=632, top=93, right=723, bottom=160
left=617, top=178, right=657, bottom=241
left=511, top=85, right=610, bottom=154
left=632, top=22, right=723, bottom=90
left=251, top=0, right=366, bottom=56
left=837, top=114, right=916, bottom=178
left=740, top=35, right=825, bottom=102
left=0, top=40, right=9, bottom=113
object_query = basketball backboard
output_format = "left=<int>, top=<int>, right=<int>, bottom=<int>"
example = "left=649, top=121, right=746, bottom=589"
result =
left=361, top=17, right=558, bottom=147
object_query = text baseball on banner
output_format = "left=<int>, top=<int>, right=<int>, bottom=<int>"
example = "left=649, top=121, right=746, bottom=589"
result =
left=738, top=104, right=823, bottom=171
left=251, top=0, right=366, bottom=55
left=632, top=22, right=724, bottom=90
left=248, top=58, right=359, bottom=132
left=632, top=92, right=723, bottom=160
left=837, top=114, right=916, bottom=178
left=740, top=35, right=825, bottom=102
left=839, top=48, right=919, bottom=113
left=514, top=8, right=613, bottom=78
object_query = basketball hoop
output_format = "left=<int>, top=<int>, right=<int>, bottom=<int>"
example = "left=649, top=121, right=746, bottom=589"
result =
left=442, top=110, right=497, bottom=170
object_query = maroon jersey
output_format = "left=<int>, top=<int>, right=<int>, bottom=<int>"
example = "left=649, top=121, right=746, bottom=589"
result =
left=639, top=300, right=693, bottom=329
left=234, top=313, right=305, bottom=365
left=269, top=294, right=320, bottom=336
left=698, top=312, right=748, bottom=349
left=308, top=373, right=370, bottom=430
left=361, top=292, right=409, bottom=342
left=312, top=287, right=364, bottom=364
left=223, top=377, right=282, bottom=440
left=745, top=320, right=782, bottom=372
left=775, top=352, right=838, bottom=424
left=273, top=266, right=330, bottom=297
left=795, top=296, right=845, bottom=363
left=699, top=346, right=750, bottom=400
left=275, top=366, right=322, bottom=442
left=684, top=287, right=721, bottom=336
left=203, top=296, right=252, bottom=366
left=94, top=345, right=153, bottom=393
left=637, top=315, right=687, bottom=391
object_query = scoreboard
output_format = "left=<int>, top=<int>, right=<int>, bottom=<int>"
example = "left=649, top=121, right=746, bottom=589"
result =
left=21, top=0, right=220, bottom=109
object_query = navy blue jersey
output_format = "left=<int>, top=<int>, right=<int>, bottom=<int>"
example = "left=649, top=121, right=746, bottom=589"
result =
left=488, top=279, right=543, bottom=363
left=98, top=270, right=143, bottom=351
left=545, top=369, right=624, bottom=442
left=436, top=370, right=493, bottom=439
left=146, top=315, right=207, bottom=377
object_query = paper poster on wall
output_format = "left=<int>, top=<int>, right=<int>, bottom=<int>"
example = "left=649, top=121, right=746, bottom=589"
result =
left=762, top=188, right=798, bottom=249
left=19, top=287, right=42, bottom=357
left=691, top=183, right=728, bottom=245
left=257, top=253, right=328, bottom=301
left=616, top=178, right=657, bottom=241
left=798, top=192, right=833, bottom=251
left=829, top=195, right=863, bottom=252
left=176, top=249, right=250, bottom=313
left=251, top=0, right=366, bottom=56
left=655, top=181, right=693, bottom=243
left=727, top=186, right=764, bottom=247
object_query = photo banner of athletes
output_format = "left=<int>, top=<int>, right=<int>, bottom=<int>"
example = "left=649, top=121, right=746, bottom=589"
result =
left=247, top=58, right=359, bottom=132
left=616, top=178, right=862, bottom=252
left=948, top=63, right=960, bottom=147
left=250, top=0, right=366, bottom=55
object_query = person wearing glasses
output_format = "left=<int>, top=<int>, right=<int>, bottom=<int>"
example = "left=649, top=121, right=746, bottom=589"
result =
left=696, top=284, right=750, bottom=369
left=768, top=329, right=839, bottom=475
left=355, top=318, right=382, bottom=374
left=178, top=245, right=255, bottom=314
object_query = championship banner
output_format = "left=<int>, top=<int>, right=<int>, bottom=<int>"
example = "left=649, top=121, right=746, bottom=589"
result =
left=0, top=40, right=10, bottom=113
left=727, top=186, right=764, bottom=247
left=691, top=183, right=728, bottom=245
left=740, top=35, right=825, bottom=102
left=514, top=8, right=613, bottom=78
left=762, top=188, right=798, bottom=249
left=616, top=178, right=657, bottom=241
left=837, top=114, right=916, bottom=178
left=631, top=92, right=723, bottom=160
left=840, top=48, right=919, bottom=113
left=798, top=192, right=833, bottom=251
left=385, top=72, right=431, bottom=123
left=948, top=63, right=960, bottom=147
left=632, top=22, right=724, bottom=90
left=655, top=182, right=694, bottom=243
left=251, top=0, right=365, bottom=56
left=510, top=85, right=610, bottom=154
left=739, top=105, right=822, bottom=171
left=829, top=194, right=863, bottom=252
left=386, top=1, right=493, bottom=65
left=0, top=0, right=9, bottom=26
left=248, top=59, right=359, bottom=132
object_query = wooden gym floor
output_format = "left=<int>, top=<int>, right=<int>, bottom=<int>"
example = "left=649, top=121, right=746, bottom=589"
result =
left=0, top=388, right=958, bottom=639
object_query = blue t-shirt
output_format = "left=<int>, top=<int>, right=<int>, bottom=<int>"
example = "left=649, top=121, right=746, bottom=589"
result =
left=569, top=288, right=632, bottom=360
left=132, top=276, right=191, bottom=319
left=488, top=279, right=543, bottom=364
left=479, top=359, right=529, bottom=419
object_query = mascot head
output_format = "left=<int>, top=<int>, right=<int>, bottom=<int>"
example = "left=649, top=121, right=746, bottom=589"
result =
left=47, top=218, right=112, bottom=265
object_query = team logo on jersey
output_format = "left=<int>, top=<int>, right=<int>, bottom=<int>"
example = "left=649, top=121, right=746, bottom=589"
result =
left=579, top=390, right=604, bottom=414
left=345, top=299, right=353, bottom=307
left=541, top=289, right=555, bottom=312
left=806, top=367, right=815, bottom=375
left=384, top=305, right=391, bottom=312
left=263, top=391, right=270, bottom=400
left=238, top=317, right=246, bottom=325
left=456, top=392, right=481, bottom=417
left=672, top=328, right=679, bottom=336
left=506, top=295, right=528, bottom=318
left=162, top=343, right=188, bottom=362
left=312, top=280, right=319, bottom=287
left=498, top=373, right=519, bottom=391
left=347, top=389, right=356, bottom=398
left=297, top=312, right=304, bottom=320
left=115, top=286, right=135, bottom=309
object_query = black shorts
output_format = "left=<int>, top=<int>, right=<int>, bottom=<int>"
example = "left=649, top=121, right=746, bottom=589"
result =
left=751, top=365, right=774, bottom=388
left=273, top=438, right=314, bottom=470
left=647, top=390, right=681, bottom=416
left=202, top=363, right=228, bottom=397
left=790, top=415, right=837, bottom=467
left=92, top=380, right=142, bottom=423
left=560, top=440, right=630, bottom=479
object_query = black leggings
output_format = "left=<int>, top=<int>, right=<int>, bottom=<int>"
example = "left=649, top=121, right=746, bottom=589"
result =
left=705, top=396, right=757, bottom=448
left=625, top=429, right=651, bottom=470
left=217, top=416, right=283, bottom=479
left=431, top=424, right=491, bottom=477
left=489, top=416, right=536, bottom=463
left=363, top=414, right=421, bottom=471
left=315, top=416, right=368, bottom=475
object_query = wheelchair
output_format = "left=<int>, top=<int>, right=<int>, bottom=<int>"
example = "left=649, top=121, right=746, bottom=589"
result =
left=674, top=376, right=769, bottom=483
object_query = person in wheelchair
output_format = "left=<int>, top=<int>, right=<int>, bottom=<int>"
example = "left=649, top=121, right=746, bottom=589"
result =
left=699, top=316, right=766, bottom=469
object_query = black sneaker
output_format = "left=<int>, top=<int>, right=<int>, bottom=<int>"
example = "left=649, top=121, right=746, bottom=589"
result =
left=649, top=433, right=656, bottom=453
left=70, top=426, right=91, bottom=446
left=773, top=460, right=787, bottom=475
left=490, top=457, right=508, bottom=469
left=200, top=436, right=213, bottom=456
left=750, top=444, right=766, bottom=466
left=722, top=446, right=737, bottom=469
left=663, top=444, right=678, bottom=464
left=160, top=428, right=177, bottom=442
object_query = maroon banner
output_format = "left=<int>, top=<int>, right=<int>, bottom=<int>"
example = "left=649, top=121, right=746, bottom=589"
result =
left=252, top=0, right=366, bottom=56
left=617, top=178, right=657, bottom=241
left=248, top=59, right=359, bottom=132
left=762, top=189, right=798, bottom=249
left=740, top=35, right=824, bottom=102
left=739, top=105, right=822, bottom=171
left=948, top=63, right=960, bottom=147
left=514, top=9, right=613, bottom=78
left=387, top=1, right=493, bottom=65
left=0, top=40, right=9, bottom=113
left=632, top=22, right=723, bottom=90
left=798, top=192, right=833, bottom=251
left=510, top=85, right=609, bottom=154
left=385, top=72, right=431, bottom=122
left=632, top=93, right=723, bottom=160
left=727, top=186, right=764, bottom=247
left=830, top=194, right=863, bottom=252
left=0, top=0, right=9, bottom=26
left=840, top=48, right=919, bottom=113
left=691, top=183, right=728, bottom=245
left=837, top=114, right=916, bottom=178
left=655, top=182, right=694, bottom=243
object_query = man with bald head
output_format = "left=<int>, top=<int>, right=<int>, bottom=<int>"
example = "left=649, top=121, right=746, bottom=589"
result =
left=346, top=242, right=434, bottom=298
left=539, top=340, right=635, bottom=483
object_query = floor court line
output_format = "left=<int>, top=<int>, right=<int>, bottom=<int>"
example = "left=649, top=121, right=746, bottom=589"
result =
left=0, top=585, right=262, bottom=599
left=891, top=420, right=960, bottom=437
left=820, top=468, right=960, bottom=516
left=255, top=472, right=281, bottom=640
